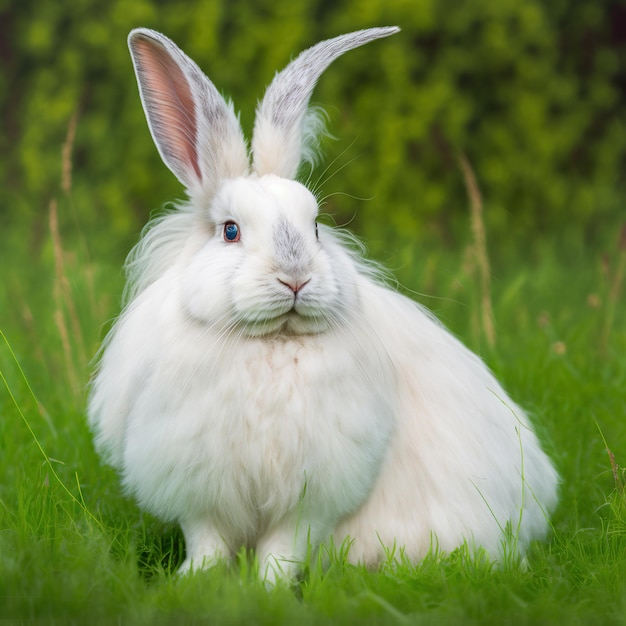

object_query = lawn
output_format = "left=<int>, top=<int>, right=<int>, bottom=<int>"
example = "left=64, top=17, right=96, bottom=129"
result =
left=1, top=189, right=625, bottom=624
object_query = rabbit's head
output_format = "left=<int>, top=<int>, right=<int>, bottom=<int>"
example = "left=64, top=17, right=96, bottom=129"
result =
left=180, top=174, right=357, bottom=336
left=127, top=27, right=398, bottom=336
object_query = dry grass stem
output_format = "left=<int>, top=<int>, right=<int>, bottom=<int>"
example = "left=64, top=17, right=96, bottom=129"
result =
left=458, top=152, right=496, bottom=348
left=61, top=111, right=100, bottom=323
left=49, top=198, right=87, bottom=395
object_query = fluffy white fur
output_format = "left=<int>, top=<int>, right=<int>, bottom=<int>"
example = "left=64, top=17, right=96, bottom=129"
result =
left=89, top=27, right=559, bottom=584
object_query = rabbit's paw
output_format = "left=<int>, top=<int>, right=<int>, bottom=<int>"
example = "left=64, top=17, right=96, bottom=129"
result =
left=260, top=553, right=301, bottom=588
left=256, top=516, right=313, bottom=587
left=178, top=520, right=230, bottom=575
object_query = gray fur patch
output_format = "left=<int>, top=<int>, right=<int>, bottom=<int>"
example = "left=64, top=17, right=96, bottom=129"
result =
left=273, top=218, right=310, bottom=276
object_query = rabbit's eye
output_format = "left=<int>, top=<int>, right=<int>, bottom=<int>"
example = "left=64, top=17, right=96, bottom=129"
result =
left=223, top=222, right=240, bottom=242
left=315, top=221, right=319, bottom=240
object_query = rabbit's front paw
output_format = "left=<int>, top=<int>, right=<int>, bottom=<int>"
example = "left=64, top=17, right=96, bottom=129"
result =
left=256, top=515, right=315, bottom=586
left=179, top=520, right=230, bottom=575
left=260, top=553, right=301, bottom=588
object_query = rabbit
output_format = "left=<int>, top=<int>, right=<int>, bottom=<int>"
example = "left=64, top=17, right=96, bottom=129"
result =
left=88, top=26, right=559, bottom=585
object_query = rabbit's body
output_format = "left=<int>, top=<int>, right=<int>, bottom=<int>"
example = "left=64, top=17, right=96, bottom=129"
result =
left=89, top=27, right=558, bottom=583
left=93, top=232, right=395, bottom=555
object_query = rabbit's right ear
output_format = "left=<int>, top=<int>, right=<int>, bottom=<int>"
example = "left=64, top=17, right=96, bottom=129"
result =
left=252, top=27, right=399, bottom=179
left=128, top=29, right=249, bottom=199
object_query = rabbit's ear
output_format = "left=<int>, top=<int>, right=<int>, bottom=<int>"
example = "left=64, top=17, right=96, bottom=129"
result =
left=128, top=28, right=249, bottom=197
left=251, top=27, right=399, bottom=179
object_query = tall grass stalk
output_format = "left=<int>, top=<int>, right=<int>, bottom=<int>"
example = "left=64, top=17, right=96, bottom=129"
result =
left=48, top=112, right=96, bottom=399
left=458, top=152, right=496, bottom=349
left=49, top=198, right=87, bottom=396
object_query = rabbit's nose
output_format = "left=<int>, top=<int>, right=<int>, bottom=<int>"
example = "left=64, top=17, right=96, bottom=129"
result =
left=278, top=277, right=311, bottom=294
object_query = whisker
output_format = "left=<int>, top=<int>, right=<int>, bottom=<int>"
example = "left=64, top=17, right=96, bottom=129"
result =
left=309, top=137, right=360, bottom=199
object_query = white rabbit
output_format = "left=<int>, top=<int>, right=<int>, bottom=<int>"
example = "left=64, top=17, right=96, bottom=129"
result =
left=88, top=26, right=559, bottom=584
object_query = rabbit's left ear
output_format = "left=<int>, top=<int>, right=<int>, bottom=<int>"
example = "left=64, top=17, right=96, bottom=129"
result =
left=251, top=27, right=399, bottom=180
left=128, top=29, right=249, bottom=199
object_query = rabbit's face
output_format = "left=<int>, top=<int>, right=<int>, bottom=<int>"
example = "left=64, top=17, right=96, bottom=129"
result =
left=181, top=175, right=355, bottom=337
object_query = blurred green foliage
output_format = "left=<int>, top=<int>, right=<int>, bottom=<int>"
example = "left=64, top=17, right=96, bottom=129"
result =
left=1, top=0, right=625, bottom=261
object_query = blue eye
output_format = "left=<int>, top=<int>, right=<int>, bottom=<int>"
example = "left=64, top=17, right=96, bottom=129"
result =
left=223, top=222, right=240, bottom=242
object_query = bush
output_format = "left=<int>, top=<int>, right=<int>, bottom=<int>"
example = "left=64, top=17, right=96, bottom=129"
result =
left=1, top=0, right=624, bottom=260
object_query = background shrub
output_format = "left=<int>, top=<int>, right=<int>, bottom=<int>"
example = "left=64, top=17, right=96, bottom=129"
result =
left=1, top=0, right=624, bottom=262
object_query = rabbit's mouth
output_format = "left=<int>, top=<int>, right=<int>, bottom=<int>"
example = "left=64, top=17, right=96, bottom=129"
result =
left=230, top=284, right=335, bottom=337
left=239, top=309, right=330, bottom=338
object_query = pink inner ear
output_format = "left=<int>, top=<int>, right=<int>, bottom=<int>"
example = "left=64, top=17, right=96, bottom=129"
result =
left=133, top=37, right=202, bottom=183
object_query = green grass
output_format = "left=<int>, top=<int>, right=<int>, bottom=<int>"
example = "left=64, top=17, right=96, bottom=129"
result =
left=1, top=196, right=625, bottom=624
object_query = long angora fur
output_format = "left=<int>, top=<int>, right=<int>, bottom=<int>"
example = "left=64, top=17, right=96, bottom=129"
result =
left=88, top=27, right=559, bottom=584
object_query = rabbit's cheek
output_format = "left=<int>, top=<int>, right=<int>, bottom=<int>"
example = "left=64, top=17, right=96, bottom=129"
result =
left=179, top=265, right=233, bottom=326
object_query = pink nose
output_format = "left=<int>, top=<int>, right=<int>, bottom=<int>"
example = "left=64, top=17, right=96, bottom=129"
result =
left=278, top=277, right=311, bottom=294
